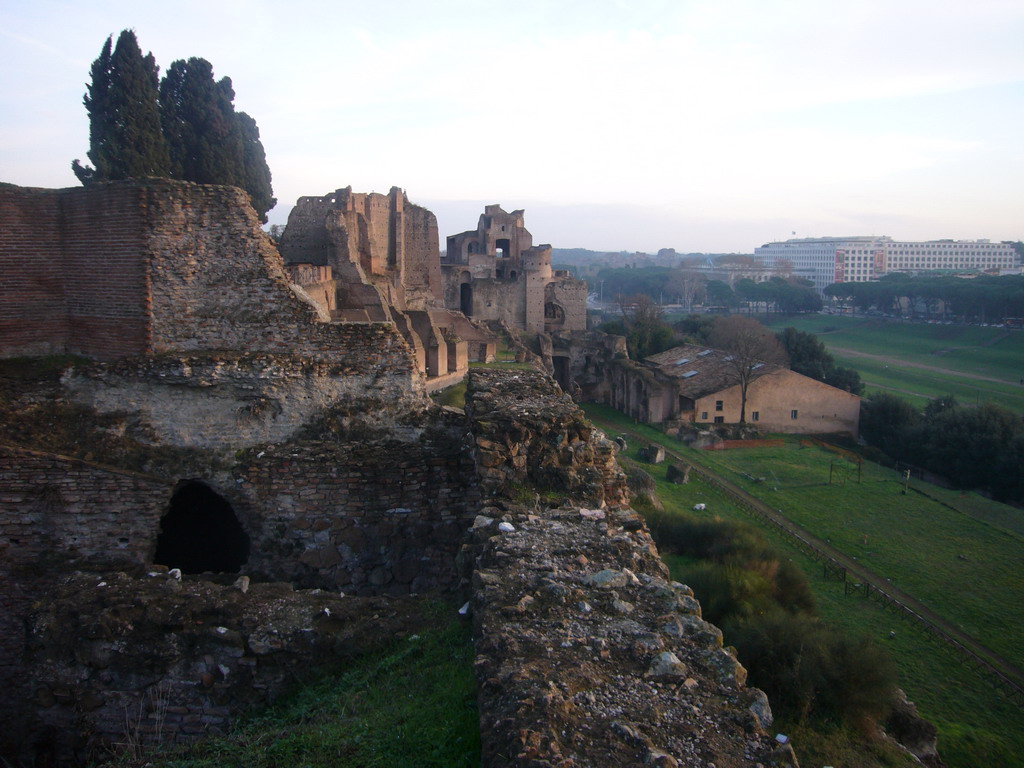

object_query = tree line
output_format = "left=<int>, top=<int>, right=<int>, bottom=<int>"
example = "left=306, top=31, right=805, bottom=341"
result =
left=595, top=266, right=821, bottom=314
left=72, top=30, right=275, bottom=221
left=860, top=392, right=1024, bottom=503
left=825, top=274, right=1024, bottom=324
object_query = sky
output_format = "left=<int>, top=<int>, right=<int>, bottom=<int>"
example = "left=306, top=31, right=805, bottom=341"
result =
left=2, top=0, right=1022, bottom=253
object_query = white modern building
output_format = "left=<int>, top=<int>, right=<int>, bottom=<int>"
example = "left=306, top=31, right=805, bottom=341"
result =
left=754, top=237, right=1018, bottom=293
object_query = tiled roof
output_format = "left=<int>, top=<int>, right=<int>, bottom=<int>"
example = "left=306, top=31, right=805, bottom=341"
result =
left=643, top=344, right=782, bottom=398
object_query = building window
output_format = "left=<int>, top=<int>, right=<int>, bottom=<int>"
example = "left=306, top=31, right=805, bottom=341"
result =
left=791, top=409, right=799, bottom=420
left=714, top=416, right=724, bottom=424
left=715, top=400, right=723, bottom=411
left=701, top=411, right=708, bottom=420
left=752, top=411, right=759, bottom=422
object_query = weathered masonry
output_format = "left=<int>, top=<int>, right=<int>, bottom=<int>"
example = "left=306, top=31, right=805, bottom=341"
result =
left=279, top=186, right=496, bottom=386
left=441, top=204, right=588, bottom=335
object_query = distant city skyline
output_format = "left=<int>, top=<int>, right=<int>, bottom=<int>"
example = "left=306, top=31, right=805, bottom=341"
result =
left=2, top=0, right=1021, bottom=253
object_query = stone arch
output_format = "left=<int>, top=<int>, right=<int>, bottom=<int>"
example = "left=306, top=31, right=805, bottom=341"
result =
left=154, top=481, right=249, bottom=574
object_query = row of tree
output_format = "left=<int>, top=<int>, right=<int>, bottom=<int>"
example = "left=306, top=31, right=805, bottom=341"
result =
left=594, top=267, right=821, bottom=314
left=825, top=274, right=1024, bottom=324
left=860, top=392, right=1024, bottom=503
left=72, top=30, right=275, bottom=221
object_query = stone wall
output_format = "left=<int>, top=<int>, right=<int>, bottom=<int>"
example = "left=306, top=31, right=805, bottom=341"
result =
left=465, top=369, right=628, bottom=507
left=0, top=443, right=172, bottom=567
left=462, top=369, right=796, bottom=767
left=279, top=187, right=442, bottom=310
left=236, top=421, right=480, bottom=594
left=12, top=569, right=435, bottom=766
left=0, top=180, right=425, bottom=395
left=65, top=343, right=420, bottom=451
left=0, top=179, right=429, bottom=451
left=440, top=205, right=587, bottom=335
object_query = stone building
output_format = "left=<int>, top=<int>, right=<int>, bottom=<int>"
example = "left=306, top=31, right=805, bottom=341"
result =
left=441, top=204, right=587, bottom=334
left=279, top=186, right=495, bottom=387
left=609, top=343, right=860, bottom=435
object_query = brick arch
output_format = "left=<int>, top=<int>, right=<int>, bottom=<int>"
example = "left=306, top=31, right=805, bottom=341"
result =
left=154, top=480, right=249, bottom=574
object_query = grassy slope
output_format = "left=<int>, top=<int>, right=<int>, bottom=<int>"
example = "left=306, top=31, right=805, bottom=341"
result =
left=583, top=403, right=1024, bottom=768
left=133, top=609, right=479, bottom=768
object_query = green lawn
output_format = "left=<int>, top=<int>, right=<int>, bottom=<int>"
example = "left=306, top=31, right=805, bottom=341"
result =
left=759, top=315, right=1024, bottom=413
left=583, top=403, right=1024, bottom=768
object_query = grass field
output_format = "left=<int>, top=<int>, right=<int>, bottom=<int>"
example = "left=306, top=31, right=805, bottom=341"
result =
left=582, top=403, right=1024, bottom=768
left=760, top=314, right=1024, bottom=412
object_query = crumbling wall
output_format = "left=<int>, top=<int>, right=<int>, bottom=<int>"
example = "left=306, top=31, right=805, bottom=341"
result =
left=65, top=343, right=419, bottom=451
left=462, top=369, right=796, bottom=768
left=13, top=569, right=435, bottom=766
left=465, top=369, right=628, bottom=506
left=546, top=277, right=589, bottom=332
left=279, top=187, right=442, bottom=310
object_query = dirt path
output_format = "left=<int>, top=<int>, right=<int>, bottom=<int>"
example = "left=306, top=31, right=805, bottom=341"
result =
left=829, top=346, right=1015, bottom=385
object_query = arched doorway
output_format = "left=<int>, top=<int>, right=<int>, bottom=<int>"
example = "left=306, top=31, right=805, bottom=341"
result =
left=154, top=481, right=249, bottom=574
left=460, top=282, right=473, bottom=316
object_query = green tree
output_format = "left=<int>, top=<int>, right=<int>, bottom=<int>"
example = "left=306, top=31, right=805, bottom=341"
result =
left=705, top=279, right=737, bottom=307
left=777, top=327, right=863, bottom=394
left=612, top=294, right=678, bottom=359
left=160, top=57, right=276, bottom=221
left=922, top=403, right=1024, bottom=496
left=859, top=393, right=919, bottom=460
left=72, top=30, right=170, bottom=183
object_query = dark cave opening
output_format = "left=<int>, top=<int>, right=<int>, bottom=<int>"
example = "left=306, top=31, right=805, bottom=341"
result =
left=154, top=481, right=249, bottom=574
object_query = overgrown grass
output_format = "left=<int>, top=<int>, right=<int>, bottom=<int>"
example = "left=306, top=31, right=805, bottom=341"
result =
left=582, top=403, right=1024, bottom=768
left=133, top=609, right=479, bottom=768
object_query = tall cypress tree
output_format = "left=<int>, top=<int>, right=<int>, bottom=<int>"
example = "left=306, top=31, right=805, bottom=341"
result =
left=237, top=111, right=276, bottom=221
left=72, top=30, right=170, bottom=183
left=160, top=58, right=275, bottom=221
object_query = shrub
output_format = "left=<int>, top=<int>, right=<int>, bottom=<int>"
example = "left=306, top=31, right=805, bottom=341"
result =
left=728, top=613, right=896, bottom=728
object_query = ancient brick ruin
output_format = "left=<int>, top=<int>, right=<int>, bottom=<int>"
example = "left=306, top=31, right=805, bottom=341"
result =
left=442, top=204, right=588, bottom=335
left=0, top=180, right=796, bottom=766
left=279, top=186, right=496, bottom=388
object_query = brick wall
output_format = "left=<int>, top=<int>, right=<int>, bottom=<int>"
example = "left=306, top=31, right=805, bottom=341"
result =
left=0, top=444, right=171, bottom=566
left=0, top=183, right=150, bottom=360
